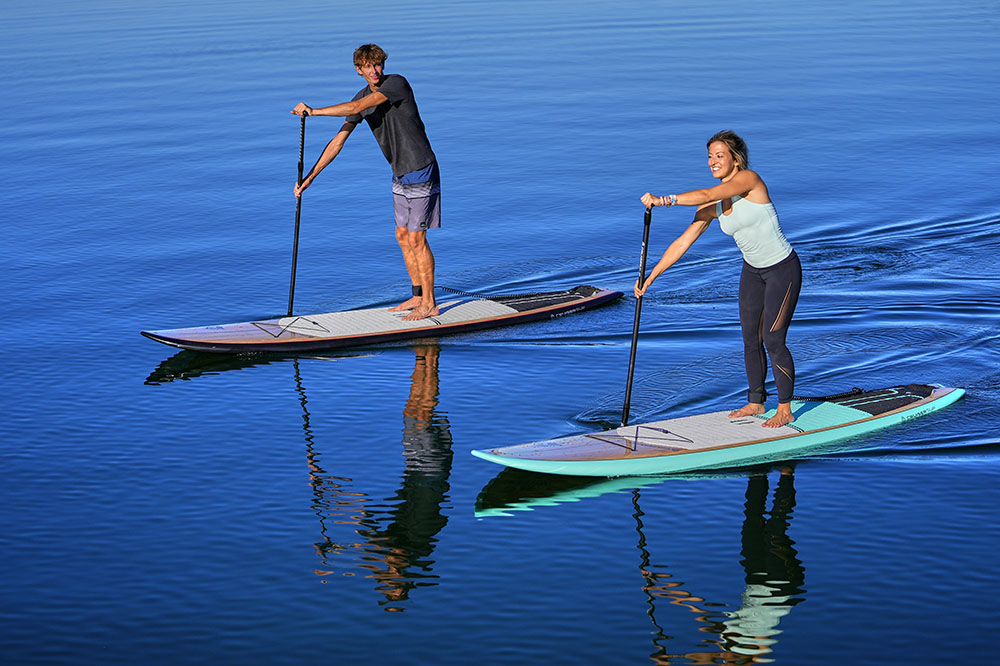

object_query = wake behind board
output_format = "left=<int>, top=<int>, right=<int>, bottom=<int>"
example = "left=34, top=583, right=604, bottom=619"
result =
left=472, top=384, right=965, bottom=477
left=142, top=285, right=622, bottom=354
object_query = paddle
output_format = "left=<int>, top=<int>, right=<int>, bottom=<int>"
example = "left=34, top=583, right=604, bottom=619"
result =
left=287, top=112, right=307, bottom=316
left=621, top=206, right=653, bottom=427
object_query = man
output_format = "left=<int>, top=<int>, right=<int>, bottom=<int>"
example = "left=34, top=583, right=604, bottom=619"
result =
left=292, top=44, right=441, bottom=321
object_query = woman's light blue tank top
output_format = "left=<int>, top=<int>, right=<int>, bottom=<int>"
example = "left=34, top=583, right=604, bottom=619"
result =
left=716, top=196, right=793, bottom=268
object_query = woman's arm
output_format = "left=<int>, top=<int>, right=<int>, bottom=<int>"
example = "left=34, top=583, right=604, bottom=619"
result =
left=634, top=205, right=715, bottom=297
left=646, top=169, right=770, bottom=208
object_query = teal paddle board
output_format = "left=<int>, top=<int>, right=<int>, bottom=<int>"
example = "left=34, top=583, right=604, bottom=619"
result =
left=472, top=384, right=964, bottom=476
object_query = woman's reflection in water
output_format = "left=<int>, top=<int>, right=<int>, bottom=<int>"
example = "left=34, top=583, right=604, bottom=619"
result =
left=311, top=344, right=453, bottom=612
left=640, top=467, right=805, bottom=664
left=720, top=467, right=806, bottom=660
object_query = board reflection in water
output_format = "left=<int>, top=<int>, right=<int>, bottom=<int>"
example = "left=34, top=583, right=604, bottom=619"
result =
left=305, top=344, right=453, bottom=612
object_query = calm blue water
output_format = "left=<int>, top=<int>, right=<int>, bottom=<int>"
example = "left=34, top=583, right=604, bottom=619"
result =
left=3, top=1, right=999, bottom=663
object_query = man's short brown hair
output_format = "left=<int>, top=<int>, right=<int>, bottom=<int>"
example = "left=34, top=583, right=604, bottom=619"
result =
left=354, top=44, right=387, bottom=66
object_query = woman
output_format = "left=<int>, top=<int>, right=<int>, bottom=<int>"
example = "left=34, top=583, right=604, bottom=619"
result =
left=636, top=130, right=801, bottom=428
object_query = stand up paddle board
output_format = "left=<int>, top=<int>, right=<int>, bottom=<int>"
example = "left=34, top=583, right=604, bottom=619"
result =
left=142, top=285, right=622, bottom=354
left=472, top=384, right=965, bottom=476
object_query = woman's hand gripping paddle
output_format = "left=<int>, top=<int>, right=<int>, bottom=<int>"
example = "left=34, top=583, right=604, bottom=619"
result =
left=287, top=112, right=307, bottom=317
left=621, top=206, right=653, bottom=427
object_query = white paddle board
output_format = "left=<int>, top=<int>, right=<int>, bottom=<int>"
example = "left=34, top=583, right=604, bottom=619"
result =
left=142, top=285, right=621, bottom=354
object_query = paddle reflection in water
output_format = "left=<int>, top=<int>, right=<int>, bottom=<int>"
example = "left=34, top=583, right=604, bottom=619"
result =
left=635, top=469, right=805, bottom=664
left=301, top=344, right=453, bottom=612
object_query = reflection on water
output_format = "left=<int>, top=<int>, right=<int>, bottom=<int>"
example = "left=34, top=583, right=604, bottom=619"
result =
left=475, top=466, right=769, bottom=517
left=146, top=344, right=456, bottom=611
left=145, top=350, right=279, bottom=384
left=478, top=467, right=805, bottom=662
left=635, top=469, right=805, bottom=664
left=301, top=345, right=453, bottom=612
left=144, top=349, right=381, bottom=384
left=723, top=471, right=805, bottom=660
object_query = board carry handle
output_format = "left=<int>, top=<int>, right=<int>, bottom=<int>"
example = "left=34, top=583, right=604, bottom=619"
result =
left=287, top=111, right=307, bottom=317
left=621, top=206, right=653, bottom=427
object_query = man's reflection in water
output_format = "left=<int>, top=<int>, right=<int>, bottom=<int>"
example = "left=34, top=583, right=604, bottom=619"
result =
left=311, top=344, right=453, bottom=612
left=360, top=344, right=453, bottom=610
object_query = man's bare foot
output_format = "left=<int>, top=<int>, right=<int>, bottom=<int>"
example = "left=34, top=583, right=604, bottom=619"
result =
left=400, top=305, right=439, bottom=321
left=763, top=405, right=795, bottom=428
left=729, top=403, right=766, bottom=418
left=389, top=296, right=422, bottom=312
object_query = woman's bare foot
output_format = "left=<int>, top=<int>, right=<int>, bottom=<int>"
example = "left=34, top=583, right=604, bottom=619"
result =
left=729, top=403, right=766, bottom=418
left=763, top=403, right=795, bottom=428
left=389, top=295, right=422, bottom=312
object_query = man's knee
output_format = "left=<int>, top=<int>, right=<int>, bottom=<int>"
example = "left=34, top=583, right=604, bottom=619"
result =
left=404, top=230, right=429, bottom=251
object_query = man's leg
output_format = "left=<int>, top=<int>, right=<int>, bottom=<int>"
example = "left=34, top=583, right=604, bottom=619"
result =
left=389, top=190, right=440, bottom=318
left=400, top=229, right=438, bottom=321
left=388, top=225, right=425, bottom=312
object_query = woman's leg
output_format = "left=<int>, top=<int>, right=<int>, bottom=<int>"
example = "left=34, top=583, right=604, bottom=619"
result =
left=761, top=252, right=802, bottom=405
left=739, top=262, right=769, bottom=405
left=730, top=262, right=769, bottom=418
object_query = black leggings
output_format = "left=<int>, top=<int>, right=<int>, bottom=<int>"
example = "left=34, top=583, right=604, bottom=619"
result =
left=738, top=251, right=801, bottom=404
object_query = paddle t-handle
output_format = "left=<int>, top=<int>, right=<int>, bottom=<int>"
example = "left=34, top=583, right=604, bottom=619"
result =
left=621, top=206, right=653, bottom=427
left=287, top=112, right=307, bottom=317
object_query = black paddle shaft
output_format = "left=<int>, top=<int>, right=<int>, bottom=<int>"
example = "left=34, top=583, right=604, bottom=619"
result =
left=621, top=206, right=653, bottom=427
left=287, top=112, right=307, bottom=317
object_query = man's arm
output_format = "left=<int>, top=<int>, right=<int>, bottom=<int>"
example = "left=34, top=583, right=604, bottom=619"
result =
left=291, top=91, right=388, bottom=119
left=294, top=123, right=356, bottom=197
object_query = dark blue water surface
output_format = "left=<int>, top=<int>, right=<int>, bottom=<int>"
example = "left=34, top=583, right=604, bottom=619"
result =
left=3, top=1, right=999, bottom=663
